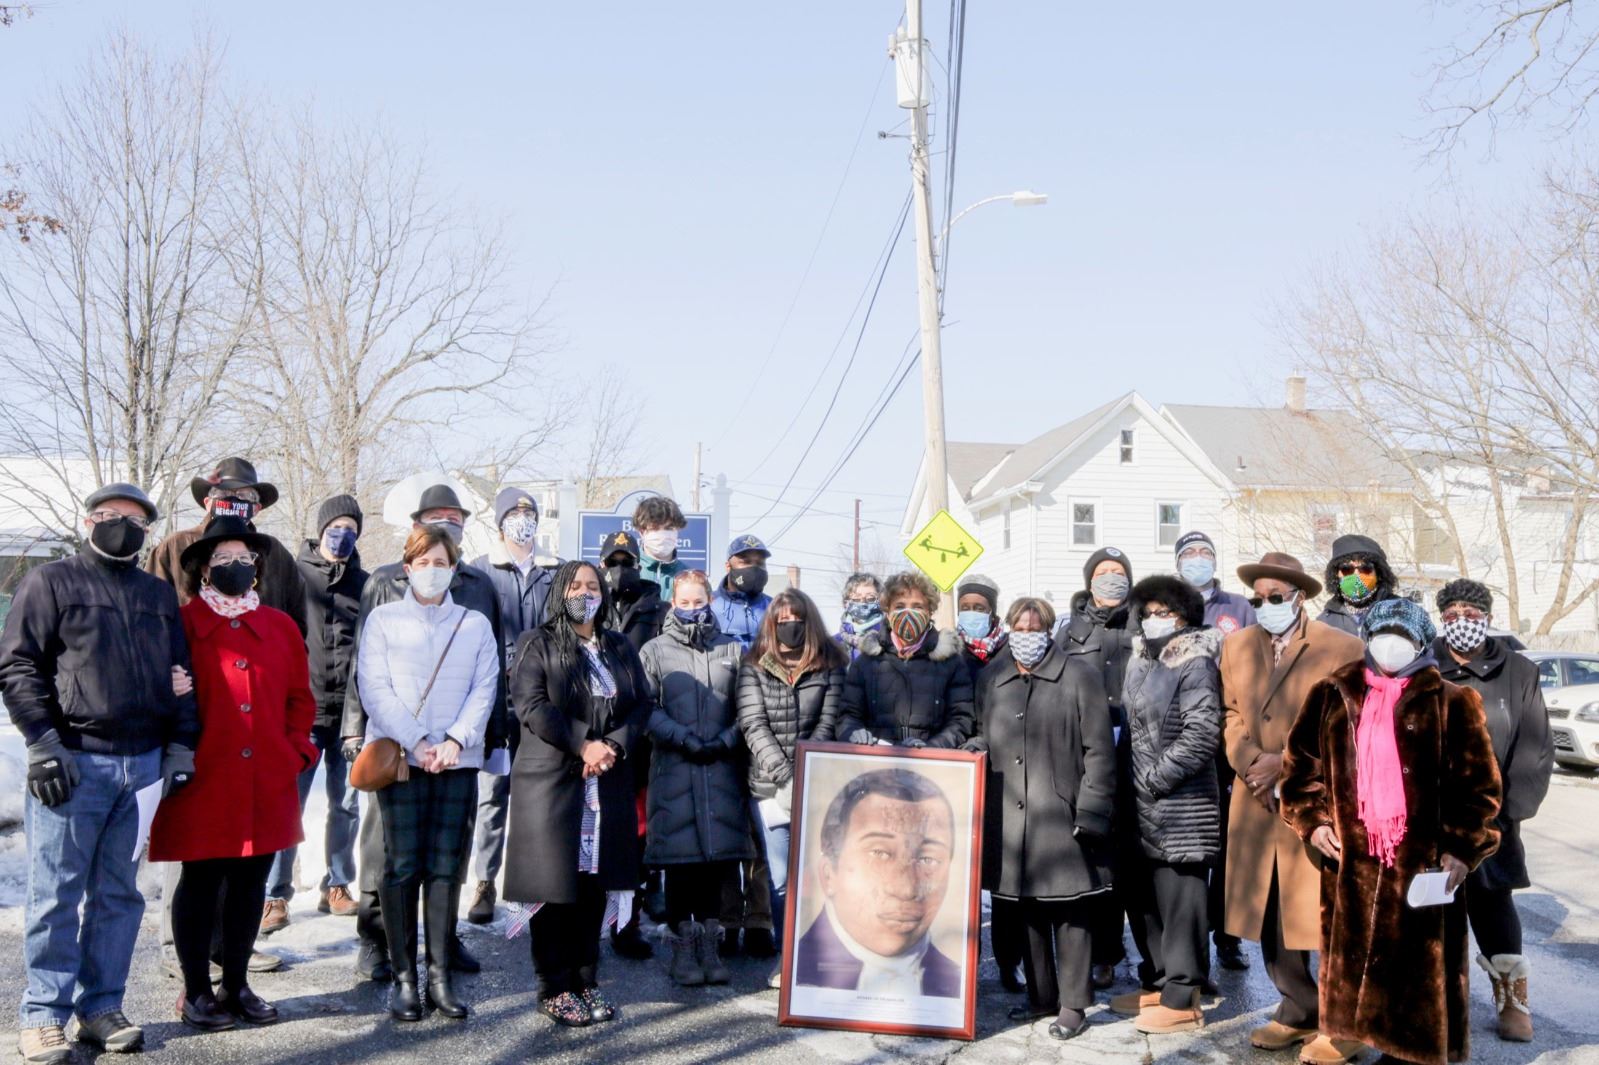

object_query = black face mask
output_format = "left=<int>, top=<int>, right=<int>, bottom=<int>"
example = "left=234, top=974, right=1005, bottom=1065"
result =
left=728, top=565, right=768, bottom=598
left=208, top=562, right=256, bottom=597
left=775, top=620, right=806, bottom=650
left=89, top=517, right=146, bottom=560
left=604, top=562, right=643, bottom=603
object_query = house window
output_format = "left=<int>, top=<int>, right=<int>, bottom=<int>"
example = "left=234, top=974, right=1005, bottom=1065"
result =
left=1003, top=501, right=1012, bottom=550
left=1157, top=502, right=1183, bottom=547
left=1310, top=504, right=1339, bottom=560
left=1071, top=502, right=1097, bottom=546
left=1119, top=429, right=1135, bottom=464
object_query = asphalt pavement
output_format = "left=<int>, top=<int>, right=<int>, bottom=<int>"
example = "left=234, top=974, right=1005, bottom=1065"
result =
left=1, top=771, right=1596, bottom=1064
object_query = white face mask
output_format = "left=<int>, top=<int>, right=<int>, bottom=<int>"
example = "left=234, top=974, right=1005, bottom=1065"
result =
left=1141, top=615, right=1178, bottom=641
left=1368, top=633, right=1419, bottom=674
left=639, top=529, right=678, bottom=562
left=408, top=565, right=454, bottom=600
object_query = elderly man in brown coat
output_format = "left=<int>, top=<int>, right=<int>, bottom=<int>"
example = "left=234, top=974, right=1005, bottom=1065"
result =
left=1220, top=553, right=1361, bottom=1060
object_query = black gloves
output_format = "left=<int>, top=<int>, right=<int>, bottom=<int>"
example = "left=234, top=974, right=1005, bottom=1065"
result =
left=160, top=744, right=196, bottom=798
left=682, top=734, right=730, bottom=765
left=26, top=730, right=79, bottom=808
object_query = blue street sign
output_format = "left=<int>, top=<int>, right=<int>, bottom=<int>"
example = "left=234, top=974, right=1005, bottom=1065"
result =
left=578, top=511, right=712, bottom=573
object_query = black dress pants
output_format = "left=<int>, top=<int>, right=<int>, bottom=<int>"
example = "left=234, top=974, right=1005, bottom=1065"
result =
left=1017, top=897, right=1094, bottom=1012
left=172, top=854, right=275, bottom=1002
left=529, top=874, right=608, bottom=999
left=665, top=861, right=734, bottom=926
left=1141, top=860, right=1209, bottom=1009
left=1467, top=882, right=1522, bottom=957
left=1259, top=866, right=1318, bottom=1028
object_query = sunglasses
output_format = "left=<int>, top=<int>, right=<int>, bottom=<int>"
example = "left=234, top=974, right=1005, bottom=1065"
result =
left=1336, top=562, right=1376, bottom=577
left=1248, top=592, right=1300, bottom=609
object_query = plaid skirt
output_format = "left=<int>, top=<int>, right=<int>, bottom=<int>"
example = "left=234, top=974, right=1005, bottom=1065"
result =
left=375, top=767, right=478, bottom=886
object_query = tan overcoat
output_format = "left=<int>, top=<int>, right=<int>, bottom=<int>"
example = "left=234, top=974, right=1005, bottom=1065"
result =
left=1220, top=614, right=1361, bottom=949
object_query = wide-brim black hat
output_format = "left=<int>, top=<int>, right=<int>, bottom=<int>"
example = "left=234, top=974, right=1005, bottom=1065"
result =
left=409, top=483, right=472, bottom=522
left=178, top=514, right=274, bottom=574
left=189, top=457, right=279, bottom=510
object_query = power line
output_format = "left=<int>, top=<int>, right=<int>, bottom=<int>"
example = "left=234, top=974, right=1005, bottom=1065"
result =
left=745, top=193, right=913, bottom=524
left=722, top=479, right=908, bottom=500
left=938, top=0, right=968, bottom=299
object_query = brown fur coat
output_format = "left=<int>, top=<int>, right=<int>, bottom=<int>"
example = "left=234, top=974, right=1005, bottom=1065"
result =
left=1280, top=660, right=1501, bottom=1065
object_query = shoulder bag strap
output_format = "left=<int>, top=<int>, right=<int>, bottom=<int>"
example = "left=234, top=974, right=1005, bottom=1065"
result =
left=413, top=608, right=471, bottom=720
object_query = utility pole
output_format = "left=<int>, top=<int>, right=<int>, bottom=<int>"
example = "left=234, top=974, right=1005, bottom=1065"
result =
left=895, top=0, right=952, bottom=626
left=853, top=498, right=862, bottom=571
left=691, top=441, right=702, bottom=512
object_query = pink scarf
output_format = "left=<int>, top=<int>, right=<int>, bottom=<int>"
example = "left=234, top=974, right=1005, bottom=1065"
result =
left=1356, top=668, right=1409, bottom=867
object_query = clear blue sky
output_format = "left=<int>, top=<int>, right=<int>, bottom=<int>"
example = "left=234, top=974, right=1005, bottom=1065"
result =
left=0, top=2, right=1546, bottom=604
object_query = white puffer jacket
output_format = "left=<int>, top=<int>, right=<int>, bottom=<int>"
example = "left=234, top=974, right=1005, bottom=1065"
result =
left=357, top=590, right=499, bottom=769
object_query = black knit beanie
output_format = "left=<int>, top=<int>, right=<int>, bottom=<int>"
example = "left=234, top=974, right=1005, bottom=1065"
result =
left=1436, top=578, right=1492, bottom=615
left=316, top=493, right=363, bottom=535
left=1082, top=546, right=1132, bottom=589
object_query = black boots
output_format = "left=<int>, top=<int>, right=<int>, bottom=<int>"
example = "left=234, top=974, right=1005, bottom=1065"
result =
left=424, top=881, right=469, bottom=1020
left=379, top=881, right=423, bottom=1022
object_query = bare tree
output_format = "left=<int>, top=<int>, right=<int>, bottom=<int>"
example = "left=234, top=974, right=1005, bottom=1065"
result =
left=1424, top=0, right=1599, bottom=155
left=236, top=115, right=562, bottom=537
left=1280, top=175, right=1599, bottom=633
left=570, top=365, right=646, bottom=509
left=0, top=33, right=255, bottom=539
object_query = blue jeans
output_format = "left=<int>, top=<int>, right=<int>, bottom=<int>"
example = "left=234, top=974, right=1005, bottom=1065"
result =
left=750, top=798, right=792, bottom=946
left=266, top=730, right=359, bottom=900
left=21, top=748, right=161, bottom=1028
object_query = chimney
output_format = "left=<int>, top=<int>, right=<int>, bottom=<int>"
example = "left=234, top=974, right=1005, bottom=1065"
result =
left=786, top=564, right=802, bottom=590
left=1285, top=374, right=1307, bottom=414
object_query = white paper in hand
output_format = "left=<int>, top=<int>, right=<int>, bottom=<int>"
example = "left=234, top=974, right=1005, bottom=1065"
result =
left=1406, top=870, right=1457, bottom=908
left=132, top=780, right=163, bottom=862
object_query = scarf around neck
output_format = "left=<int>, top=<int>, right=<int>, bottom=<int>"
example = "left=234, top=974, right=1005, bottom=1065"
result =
left=200, top=583, right=260, bottom=618
left=961, top=626, right=1007, bottom=663
left=1356, top=667, right=1409, bottom=867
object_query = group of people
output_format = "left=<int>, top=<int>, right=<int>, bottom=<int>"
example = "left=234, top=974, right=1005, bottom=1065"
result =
left=0, top=460, right=1552, bottom=1065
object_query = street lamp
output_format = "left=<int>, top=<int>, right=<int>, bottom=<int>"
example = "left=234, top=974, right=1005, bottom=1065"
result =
left=938, top=189, right=1049, bottom=249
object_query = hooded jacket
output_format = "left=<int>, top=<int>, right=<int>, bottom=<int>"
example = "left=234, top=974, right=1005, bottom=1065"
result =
left=837, top=628, right=974, bottom=748
left=711, top=584, right=771, bottom=653
left=1123, top=627, right=1224, bottom=864
left=296, top=540, right=369, bottom=731
left=640, top=612, right=755, bottom=865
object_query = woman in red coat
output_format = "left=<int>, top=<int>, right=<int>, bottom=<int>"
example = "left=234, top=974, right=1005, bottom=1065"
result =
left=149, top=515, right=316, bottom=1033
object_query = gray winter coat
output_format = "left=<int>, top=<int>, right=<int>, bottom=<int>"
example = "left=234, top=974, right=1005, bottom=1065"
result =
left=736, top=656, right=843, bottom=798
left=640, top=614, right=754, bottom=865
left=1123, top=628, right=1223, bottom=864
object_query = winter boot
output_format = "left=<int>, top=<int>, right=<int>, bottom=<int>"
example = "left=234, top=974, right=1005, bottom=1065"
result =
left=378, top=881, right=422, bottom=1022
left=1477, top=953, right=1532, bottom=1042
left=669, top=922, right=706, bottom=986
left=424, top=880, right=469, bottom=1019
left=697, top=919, right=733, bottom=984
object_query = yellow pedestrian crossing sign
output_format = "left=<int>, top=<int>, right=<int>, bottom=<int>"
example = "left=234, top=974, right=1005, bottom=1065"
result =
left=904, top=509, right=984, bottom=591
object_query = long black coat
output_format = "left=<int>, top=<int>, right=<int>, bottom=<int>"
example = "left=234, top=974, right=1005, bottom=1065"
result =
left=971, top=641, right=1116, bottom=900
left=1123, top=628, right=1223, bottom=865
left=1432, top=636, right=1553, bottom=891
left=737, top=657, right=843, bottom=798
left=640, top=615, right=753, bottom=865
left=837, top=628, right=974, bottom=748
left=504, top=626, right=649, bottom=904
left=1059, top=591, right=1138, bottom=840
left=296, top=542, right=368, bottom=731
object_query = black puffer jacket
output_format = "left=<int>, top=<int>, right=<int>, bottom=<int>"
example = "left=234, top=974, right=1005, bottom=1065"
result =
left=640, top=613, right=754, bottom=865
left=0, top=546, right=200, bottom=754
left=1123, top=627, right=1224, bottom=864
left=296, top=542, right=369, bottom=731
left=838, top=628, right=974, bottom=748
left=737, top=656, right=844, bottom=797
left=340, top=559, right=508, bottom=748
left=1433, top=636, right=1552, bottom=890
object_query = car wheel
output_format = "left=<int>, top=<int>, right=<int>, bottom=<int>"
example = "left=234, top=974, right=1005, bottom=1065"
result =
left=1557, top=762, right=1598, bottom=775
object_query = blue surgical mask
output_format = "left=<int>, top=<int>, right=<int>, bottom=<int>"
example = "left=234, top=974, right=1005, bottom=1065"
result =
left=1179, top=557, right=1215, bottom=589
left=321, top=526, right=357, bottom=560
left=1009, top=630, right=1050, bottom=667
left=956, top=610, right=992, bottom=641
left=1256, top=599, right=1300, bottom=635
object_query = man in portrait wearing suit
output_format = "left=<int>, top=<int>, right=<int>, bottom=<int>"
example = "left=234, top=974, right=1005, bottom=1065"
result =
left=794, top=768, right=961, bottom=999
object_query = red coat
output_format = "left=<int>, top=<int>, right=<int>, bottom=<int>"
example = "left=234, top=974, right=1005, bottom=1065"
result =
left=149, top=600, right=317, bottom=862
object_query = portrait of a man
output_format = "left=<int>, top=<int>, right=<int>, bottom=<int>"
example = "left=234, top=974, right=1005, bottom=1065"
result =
left=793, top=767, right=961, bottom=998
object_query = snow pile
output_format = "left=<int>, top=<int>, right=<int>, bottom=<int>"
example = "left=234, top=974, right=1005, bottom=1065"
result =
left=0, top=750, right=23, bottom=830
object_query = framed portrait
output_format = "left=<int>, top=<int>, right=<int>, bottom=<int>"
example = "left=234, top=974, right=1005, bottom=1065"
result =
left=776, top=741, right=985, bottom=1041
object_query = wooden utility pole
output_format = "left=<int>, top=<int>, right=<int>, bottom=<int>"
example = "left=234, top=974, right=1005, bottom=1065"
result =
left=853, top=498, right=862, bottom=571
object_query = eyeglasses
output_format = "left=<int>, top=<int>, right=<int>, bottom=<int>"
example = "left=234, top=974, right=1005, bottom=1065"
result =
left=1248, top=592, right=1300, bottom=609
left=1441, top=608, right=1486, bottom=624
left=209, top=551, right=260, bottom=567
left=89, top=510, right=150, bottom=529
left=1336, top=562, right=1376, bottom=577
left=1144, top=607, right=1176, bottom=620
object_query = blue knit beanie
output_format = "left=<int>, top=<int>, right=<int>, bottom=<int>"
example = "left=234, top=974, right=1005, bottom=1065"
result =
left=1359, top=597, right=1436, bottom=646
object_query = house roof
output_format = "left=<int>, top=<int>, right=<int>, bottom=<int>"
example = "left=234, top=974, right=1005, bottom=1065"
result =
left=947, top=442, right=1016, bottom=499
left=1159, top=403, right=1410, bottom=491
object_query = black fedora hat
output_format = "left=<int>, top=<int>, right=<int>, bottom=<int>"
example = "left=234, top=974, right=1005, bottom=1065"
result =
left=409, top=483, right=472, bottom=522
left=1237, top=551, right=1322, bottom=599
left=189, top=457, right=279, bottom=510
left=178, top=514, right=274, bottom=576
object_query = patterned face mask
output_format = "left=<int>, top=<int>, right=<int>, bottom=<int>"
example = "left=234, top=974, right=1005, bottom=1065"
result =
left=563, top=594, right=601, bottom=624
left=1009, top=630, right=1050, bottom=667
left=502, top=511, right=539, bottom=546
left=889, top=607, right=931, bottom=646
left=1442, top=616, right=1488, bottom=655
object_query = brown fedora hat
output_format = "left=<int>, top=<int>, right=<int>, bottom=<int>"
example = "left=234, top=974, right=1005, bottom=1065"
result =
left=1237, top=551, right=1322, bottom=598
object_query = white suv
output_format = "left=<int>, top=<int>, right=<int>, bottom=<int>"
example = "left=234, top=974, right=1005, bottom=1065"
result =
left=1544, top=682, right=1599, bottom=772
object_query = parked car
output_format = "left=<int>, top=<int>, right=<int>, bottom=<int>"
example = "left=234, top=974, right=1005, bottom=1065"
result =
left=1543, top=682, right=1599, bottom=773
left=1523, top=651, right=1599, bottom=694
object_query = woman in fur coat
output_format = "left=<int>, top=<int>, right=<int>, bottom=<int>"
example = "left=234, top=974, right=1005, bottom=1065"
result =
left=1281, top=597, right=1501, bottom=1065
